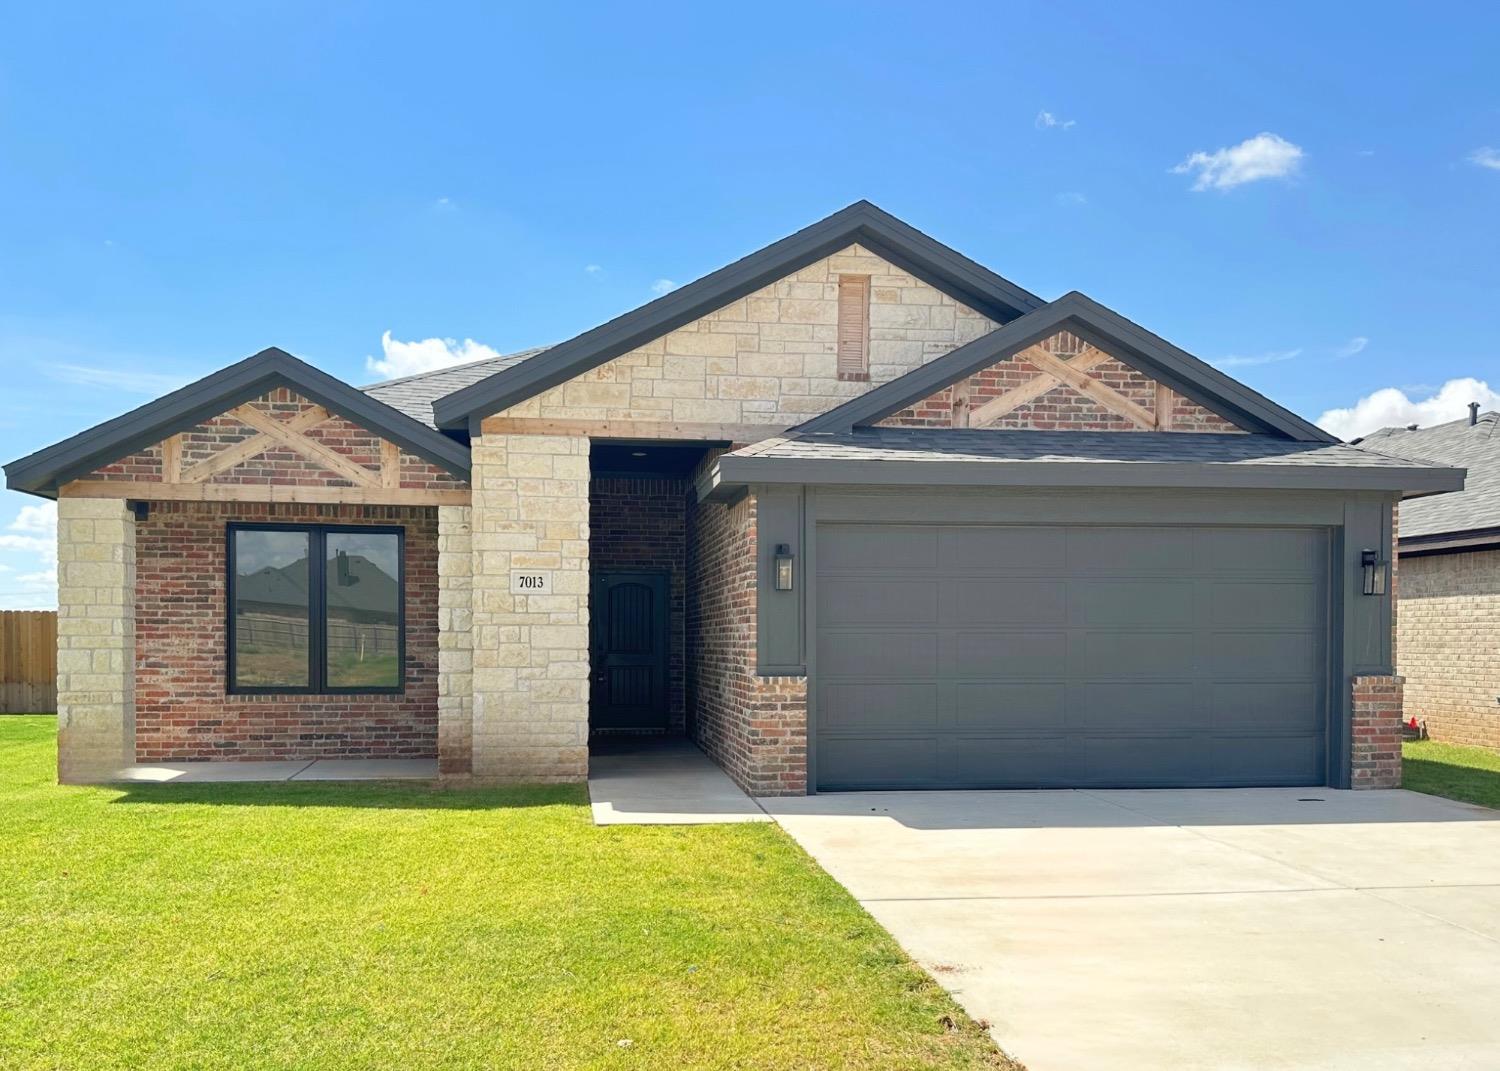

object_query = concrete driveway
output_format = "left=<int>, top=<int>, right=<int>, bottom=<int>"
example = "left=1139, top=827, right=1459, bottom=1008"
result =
left=764, top=788, right=1500, bottom=1070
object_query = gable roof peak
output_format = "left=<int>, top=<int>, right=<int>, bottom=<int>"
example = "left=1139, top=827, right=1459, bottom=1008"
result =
left=431, top=200, right=1046, bottom=429
left=4, top=345, right=472, bottom=497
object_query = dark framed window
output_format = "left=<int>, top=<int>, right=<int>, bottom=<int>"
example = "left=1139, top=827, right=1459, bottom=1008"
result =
left=227, top=524, right=405, bottom=695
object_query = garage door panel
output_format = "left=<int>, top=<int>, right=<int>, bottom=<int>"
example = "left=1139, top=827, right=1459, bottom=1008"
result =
left=1194, top=528, right=1324, bottom=573
left=1072, top=734, right=1217, bottom=784
left=818, top=736, right=939, bottom=789
left=1070, top=580, right=1196, bottom=627
left=819, top=526, right=938, bottom=570
left=1067, top=527, right=1196, bottom=572
left=1072, top=682, right=1200, bottom=730
left=1211, top=581, right=1320, bottom=628
left=819, top=579, right=937, bottom=626
left=1211, top=681, right=1324, bottom=731
left=938, top=526, right=1069, bottom=571
left=952, top=682, right=1067, bottom=730
left=1214, top=734, right=1324, bottom=783
left=820, top=682, right=937, bottom=731
left=946, top=631, right=1069, bottom=677
left=821, top=632, right=937, bottom=677
left=941, top=736, right=1070, bottom=787
left=1202, top=631, right=1321, bottom=677
left=816, top=522, right=1329, bottom=790
left=1079, top=631, right=1198, bottom=678
left=946, top=579, right=1067, bottom=626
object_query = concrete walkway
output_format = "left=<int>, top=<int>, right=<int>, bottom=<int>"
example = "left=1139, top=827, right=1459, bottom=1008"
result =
left=588, top=737, right=769, bottom=825
left=111, top=758, right=438, bottom=783
left=766, top=787, right=1500, bottom=1071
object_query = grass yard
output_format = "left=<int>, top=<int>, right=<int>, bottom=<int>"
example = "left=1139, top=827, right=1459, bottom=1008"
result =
left=1403, top=738, right=1500, bottom=809
left=0, top=716, right=1016, bottom=1071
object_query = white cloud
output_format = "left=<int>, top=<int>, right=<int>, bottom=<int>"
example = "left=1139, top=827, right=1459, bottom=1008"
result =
left=650, top=279, right=677, bottom=296
left=1055, top=191, right=1088, bottom=206
left=44, top=364, right=189, bottom=395
left=11, top=503, right=57, bottom=535
left=1035, top=110, right=1076, bottom=130
left=1215, top=348, right=1302, bottom=369
left=365, top=330, right=504, bottom=379
left=1468, top=147, right=1500, bottom=171
left=585, top=264, right=603, bottom=275
left=1317, top=377, right=1500, bottom=440
left=0, top=502, right=57, bottom=608
left=1172, top=132, right=1304, bottom=191
left=1335, top=336, right=1369, bottom=359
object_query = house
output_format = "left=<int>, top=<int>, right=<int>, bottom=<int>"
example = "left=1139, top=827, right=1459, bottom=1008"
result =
left=1359, top=407, right=1500, bottom=748
left=4, top=202, right=1464, bottom=792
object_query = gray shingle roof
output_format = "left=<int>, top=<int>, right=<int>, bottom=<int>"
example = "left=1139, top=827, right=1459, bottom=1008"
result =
left=360, top=348, right=549, bottom=427
left=1357, top=413, right=1500, bottom=537
left=732, top=428, right=1453, bottom=470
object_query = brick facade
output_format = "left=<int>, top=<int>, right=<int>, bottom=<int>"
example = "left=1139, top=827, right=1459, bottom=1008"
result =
left=132, top=502, right=439, bottom=762
left=1396, top=548, right=1500, bottom=749
left=687, top=485, right=808, bottom=796
left=1351, top=674, right=1404, bottom=789
left=881, top=331, right=1245, bottom=432
left=589, top=476, right=688, bottom=733
left=89, top=387, right=466, bottom=490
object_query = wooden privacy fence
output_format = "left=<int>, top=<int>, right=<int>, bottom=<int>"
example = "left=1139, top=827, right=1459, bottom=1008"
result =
left=1, top=611, right=57, bottom=713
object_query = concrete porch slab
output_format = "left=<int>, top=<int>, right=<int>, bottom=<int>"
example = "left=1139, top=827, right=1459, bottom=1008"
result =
left=588, top=737, right=770, bottom=825
left=110, top=758, right=438, bottom=783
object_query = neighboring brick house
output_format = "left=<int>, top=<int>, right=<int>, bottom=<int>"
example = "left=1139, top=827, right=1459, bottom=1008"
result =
left=5, top=202, right=1462, bottom=792
left=1360, top=409, right=1500, bottom=748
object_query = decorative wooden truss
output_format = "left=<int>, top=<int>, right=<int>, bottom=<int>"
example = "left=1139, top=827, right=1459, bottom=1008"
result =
left=61, top=404, right=469, bottom=505
left=962, top=333, right=1177, bottom=431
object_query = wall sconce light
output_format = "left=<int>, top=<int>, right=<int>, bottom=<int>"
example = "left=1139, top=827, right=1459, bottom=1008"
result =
left=1361, top=549, right=1388, bottom=596
left=774, top=544, right=795, bottom=591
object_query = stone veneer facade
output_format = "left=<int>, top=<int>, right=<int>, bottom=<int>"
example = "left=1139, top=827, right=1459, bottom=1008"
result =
left=462, top=430, right=590, bottom=782
left=493, top=244, right=999, bottom=427
left=1396, top=548, right=1500, bottom=749
left=55, top=498, right=136, bottom=783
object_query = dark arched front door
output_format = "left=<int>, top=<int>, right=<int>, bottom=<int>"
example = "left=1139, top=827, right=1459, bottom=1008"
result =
left=590, top=571, right=670, bottom=731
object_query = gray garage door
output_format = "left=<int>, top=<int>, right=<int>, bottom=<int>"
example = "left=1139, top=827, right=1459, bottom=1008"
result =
left=814, top=524, right=1330, bottom=790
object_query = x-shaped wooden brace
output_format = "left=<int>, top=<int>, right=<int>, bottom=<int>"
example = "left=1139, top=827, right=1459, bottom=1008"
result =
left=966, top=342, right=1162, bottom=429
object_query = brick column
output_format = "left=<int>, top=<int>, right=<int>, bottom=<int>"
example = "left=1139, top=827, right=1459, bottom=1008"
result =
left=436, top=504, right=473, bottom=776
left=468, top=430, right=590, bottom=783
left=55, top=497, right=136, bottom=783
left=1351, top=674, right=1404, bottom=789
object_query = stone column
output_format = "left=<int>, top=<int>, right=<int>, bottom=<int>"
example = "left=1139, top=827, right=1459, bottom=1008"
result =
left=436, top=504, right=473, bottom=776
left=55, top=497, right=136, bottom=783
left=469, top=430, right=590, bottom=782
left=1351, top=674, right=1404, bottom=789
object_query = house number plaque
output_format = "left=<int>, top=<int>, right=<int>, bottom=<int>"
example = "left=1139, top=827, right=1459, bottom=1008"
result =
left=510, top=571, right=553, bottom=594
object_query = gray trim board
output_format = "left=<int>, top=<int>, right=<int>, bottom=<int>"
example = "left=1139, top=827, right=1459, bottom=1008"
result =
left=791, top=291, right=1337, bottom=443
left=703, top=455, right=1465, bottom=501
left=1399, top=528, right=1500, bottom=556
left=5, top=347, right=473, bottom=497
left=431, top=201, right=1045, bottom=429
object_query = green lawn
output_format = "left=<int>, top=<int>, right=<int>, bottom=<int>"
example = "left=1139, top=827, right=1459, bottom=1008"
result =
left=0, top=716, right=1015, bottom=1071
left=1403, top=738, right=1500, bottom=809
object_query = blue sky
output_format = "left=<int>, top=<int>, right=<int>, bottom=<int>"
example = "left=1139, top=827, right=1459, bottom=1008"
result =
left=2, top=2, right=1497, bottom=607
